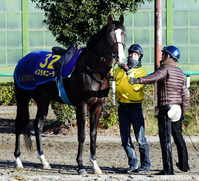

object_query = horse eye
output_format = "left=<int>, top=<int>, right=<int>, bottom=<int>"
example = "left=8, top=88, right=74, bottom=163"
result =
left=122, top=32, right=126, bottom=37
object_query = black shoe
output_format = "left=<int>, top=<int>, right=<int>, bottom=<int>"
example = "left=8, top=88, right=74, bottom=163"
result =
left=154, top=170, right=174, bottom=175
left=176, top=162, right=189, bottom=172
left=136, top=167, right=150, bottom=173
left=125, top=166, right=138, bottom=173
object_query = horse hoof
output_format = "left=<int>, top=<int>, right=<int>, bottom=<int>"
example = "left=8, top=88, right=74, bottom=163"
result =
left=78, top=169, right=87, bottom=175
left=43, top=163, right=51, bottom=169
left=15, top=161, right=23, bottom=169
left=15, top=164, right=24, bottom=169
left=93, top=168, right=102, bottom=174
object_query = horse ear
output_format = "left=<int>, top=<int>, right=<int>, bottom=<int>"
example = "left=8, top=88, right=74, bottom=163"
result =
left=108, top=15, right=113, bottom=25
left=119, top=15, right=124, bottom=25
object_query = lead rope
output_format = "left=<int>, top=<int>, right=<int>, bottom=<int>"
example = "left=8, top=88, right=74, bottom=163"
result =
left=109, top=60, right=117, bottom=81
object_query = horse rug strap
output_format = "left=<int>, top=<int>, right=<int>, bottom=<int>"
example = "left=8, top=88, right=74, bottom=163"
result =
left=55, top=76, right=72, bottom=105
left=52, top=44, right=80, bottom=105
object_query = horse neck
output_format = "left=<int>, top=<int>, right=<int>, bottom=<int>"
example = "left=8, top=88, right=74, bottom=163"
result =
left=87, top=38, right=108, bottom=66
left=91, top=37, right=108, bottom=57
left=87, top=53, right=113, bottom=81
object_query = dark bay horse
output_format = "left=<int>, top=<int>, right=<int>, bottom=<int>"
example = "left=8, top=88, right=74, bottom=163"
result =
left=14, top=15, right=125, bottom=174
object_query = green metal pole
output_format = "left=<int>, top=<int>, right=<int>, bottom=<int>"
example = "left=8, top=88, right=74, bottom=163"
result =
left=22, top=0, right=29, bottom=56
left=167, top=0, right=173, bottom=45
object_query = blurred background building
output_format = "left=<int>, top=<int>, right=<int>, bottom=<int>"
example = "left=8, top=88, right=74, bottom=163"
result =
left=0, top=0, right=199, bottom=82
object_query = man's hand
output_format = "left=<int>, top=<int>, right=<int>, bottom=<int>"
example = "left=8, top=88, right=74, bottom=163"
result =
left=118, top=63, right=129, bottom=72
left=129, top=77, right=140, bottom=85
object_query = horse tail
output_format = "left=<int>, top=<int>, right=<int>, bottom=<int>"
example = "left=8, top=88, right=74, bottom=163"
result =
left=14, top=73, right=33, bottom=151
left=23, top=110, right=32, bottom=151
left=24, top=133, right=32, bottom=151
left=23, top=121, right=32, bottom=151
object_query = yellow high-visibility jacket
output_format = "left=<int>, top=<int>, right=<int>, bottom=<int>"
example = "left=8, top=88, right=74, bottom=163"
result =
left=114, top=66, right=147, bottom=103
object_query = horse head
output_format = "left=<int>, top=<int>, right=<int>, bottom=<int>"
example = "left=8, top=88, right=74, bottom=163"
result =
left=106, top=15, right=126, bottom=64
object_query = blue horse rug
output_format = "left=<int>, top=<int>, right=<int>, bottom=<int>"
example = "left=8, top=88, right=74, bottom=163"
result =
left=15, top=49, right=82, bottom=105
left=15, top=49, right=82, bottom=90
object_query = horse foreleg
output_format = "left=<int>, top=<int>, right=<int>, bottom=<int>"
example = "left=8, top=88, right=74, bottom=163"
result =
left=90, top=154, right=102, bottom=174
left=76, top=105, right=87, bottom=175
left=34, top=101, right=51, bottom=169
left=89, top=108, right=103, bottom=174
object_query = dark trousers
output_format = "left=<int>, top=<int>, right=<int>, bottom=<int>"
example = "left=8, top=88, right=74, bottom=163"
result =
left=158, top=105, right=189, bottom=174
left=118, top=103, right=150, bottom=169
left=171, top=114, right=190, bottom=171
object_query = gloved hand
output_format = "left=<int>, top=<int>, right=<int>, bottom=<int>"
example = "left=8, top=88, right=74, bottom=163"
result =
left=118, top=63, right=129, bottom=72
left=129, top=77, right=140, bottom=85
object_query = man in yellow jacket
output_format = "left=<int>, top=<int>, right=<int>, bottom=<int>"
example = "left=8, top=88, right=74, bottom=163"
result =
left=115, top=44, right=150, bottom=173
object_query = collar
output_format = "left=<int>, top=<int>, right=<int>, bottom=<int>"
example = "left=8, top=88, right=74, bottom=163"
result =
left=128, top=60, right=142, bottom=69
left=161, top=59, right=178, bottom=67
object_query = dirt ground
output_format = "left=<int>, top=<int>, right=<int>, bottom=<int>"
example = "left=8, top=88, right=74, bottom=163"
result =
left=0, top=106, right=198, bottom=181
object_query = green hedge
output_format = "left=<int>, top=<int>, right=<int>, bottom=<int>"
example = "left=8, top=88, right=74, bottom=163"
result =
left=0, top=82, right=16, bottom=105
left=184, top=80, right=199, bottom=135
left=0, top=81, right=198, bottom=135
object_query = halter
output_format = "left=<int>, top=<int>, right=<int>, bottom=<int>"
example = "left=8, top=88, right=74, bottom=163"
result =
left=108, top=42, right=125, bottom=61
left=86, top=47, right=106, bottom=62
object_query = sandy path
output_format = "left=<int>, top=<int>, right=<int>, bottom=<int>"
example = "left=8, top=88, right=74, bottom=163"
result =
left=0, top=106, right=198, bottom=181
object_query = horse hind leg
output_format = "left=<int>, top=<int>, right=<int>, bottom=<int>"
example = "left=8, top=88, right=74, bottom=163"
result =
left=14, top=100, right=32, bottom=169
left=14, top=119, right=24, bottom=169
left=14, top=121, right=23, bottom=169
left=34, top=97, right=51, bottom=169
left=37, top=154, right=51, bottom=169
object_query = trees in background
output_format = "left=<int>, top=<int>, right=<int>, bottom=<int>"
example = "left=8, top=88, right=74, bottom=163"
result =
left=31, top=0, right=152, bottom=47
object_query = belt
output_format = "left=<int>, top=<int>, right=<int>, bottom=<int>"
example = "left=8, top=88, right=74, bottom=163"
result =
left=119, top=102, right=142, bottom=106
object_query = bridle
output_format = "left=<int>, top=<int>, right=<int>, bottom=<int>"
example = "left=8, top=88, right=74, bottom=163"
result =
left=86, top=42, right=125, bottom=63
left=86, top=31, right=125, bottom=63
left=85, top=27, right=125, bottom=87
left=107, top=42, right=125, bottom=61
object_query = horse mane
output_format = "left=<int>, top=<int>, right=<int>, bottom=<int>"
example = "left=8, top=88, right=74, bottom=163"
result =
left=86, top=25, right=107, bottom=50
left=86, top=21, right=125, bottom=50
